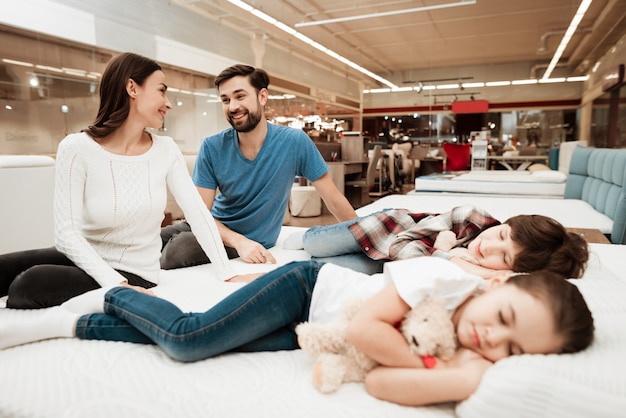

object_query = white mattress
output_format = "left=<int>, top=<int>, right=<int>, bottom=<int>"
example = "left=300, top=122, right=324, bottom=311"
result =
left=357, top=194, right=614, bottom=234
left=1, top=228, right=625, bottom=417
left=414, top=171, right=566, bottom=197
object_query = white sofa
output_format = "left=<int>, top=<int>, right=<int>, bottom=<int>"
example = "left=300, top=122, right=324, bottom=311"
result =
left=0, top=155, right=56, bottom=253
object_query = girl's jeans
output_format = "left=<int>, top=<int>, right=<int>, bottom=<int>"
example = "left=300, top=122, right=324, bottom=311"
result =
left=302, top=214, right=385, bottom=274
left=75, top=260, right=323, bottom=362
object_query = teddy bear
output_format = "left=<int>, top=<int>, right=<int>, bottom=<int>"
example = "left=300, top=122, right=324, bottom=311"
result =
left=295, top=296, right=457, bottom=393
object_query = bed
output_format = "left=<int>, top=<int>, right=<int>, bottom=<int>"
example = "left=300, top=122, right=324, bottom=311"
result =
left=357, top=193, right=615, bottom=235
left=407, top=145, right=626, bottom=245
left=0, top=227, right=450, bottom=418
left=2, top=143, right=626, bottom=416
left=413, top=170, right=567, bottom=197
left=412, top=141, right=586, bottom=198
left=1, top=226, right=625, bottom=417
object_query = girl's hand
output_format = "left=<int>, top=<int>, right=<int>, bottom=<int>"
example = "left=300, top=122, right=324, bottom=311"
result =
left=449, top=257, right=502, bottom=279
left=433, top=230, right=457, bottom=252
left=440, top=348, right=492, bottom=372
left=448, top=248, right=480, bottom=264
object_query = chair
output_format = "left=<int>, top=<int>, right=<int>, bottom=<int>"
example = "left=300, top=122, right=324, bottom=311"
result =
left=346, top=145, right=389, bottom=199
left=391, top=142, right=413, bottom=186
left=408, top=145, right=430, bottom=180
left=441, top=142, right=471, bottom=172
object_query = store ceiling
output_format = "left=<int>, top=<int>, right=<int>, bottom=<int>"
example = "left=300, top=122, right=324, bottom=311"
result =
left=179, top=0, right=626, bottom=88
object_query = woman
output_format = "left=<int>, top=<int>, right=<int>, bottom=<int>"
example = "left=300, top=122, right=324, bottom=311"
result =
left=0, top=52, right=243, bottom=309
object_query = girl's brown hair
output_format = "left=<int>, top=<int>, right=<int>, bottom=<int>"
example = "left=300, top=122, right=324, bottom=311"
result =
left=507, top=271, right=594, bottom=354
left=506, top=214, right=589, bottom=278
left=83, top=53, right=161, bottom=139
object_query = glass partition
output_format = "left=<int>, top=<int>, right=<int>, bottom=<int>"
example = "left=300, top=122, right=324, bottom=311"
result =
left=0, top=24, right=356, bottom=156
left=363, top=108, right=577, bottom=150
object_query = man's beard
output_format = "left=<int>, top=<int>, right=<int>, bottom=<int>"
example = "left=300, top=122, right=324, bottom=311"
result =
left=228, top=105, right=262, bottom=133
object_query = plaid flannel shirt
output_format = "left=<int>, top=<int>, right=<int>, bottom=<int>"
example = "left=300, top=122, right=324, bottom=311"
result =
left=348, top=205, right=500, bottom=260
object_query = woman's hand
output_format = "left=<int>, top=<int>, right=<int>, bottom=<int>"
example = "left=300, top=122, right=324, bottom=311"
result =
left=120, top=282, right=156, bottom=296
left=226, top=272, right=264, bottom=283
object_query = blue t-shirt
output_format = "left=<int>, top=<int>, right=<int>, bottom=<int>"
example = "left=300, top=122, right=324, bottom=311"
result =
left=193, top=122, right=328, bottom=248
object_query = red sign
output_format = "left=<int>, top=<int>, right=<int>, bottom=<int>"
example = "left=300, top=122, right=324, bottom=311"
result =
left=451, top=100, right=489, bottom=114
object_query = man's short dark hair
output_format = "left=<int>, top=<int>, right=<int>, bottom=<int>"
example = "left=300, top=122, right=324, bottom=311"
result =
left=214, top=64, right=270, bottom=92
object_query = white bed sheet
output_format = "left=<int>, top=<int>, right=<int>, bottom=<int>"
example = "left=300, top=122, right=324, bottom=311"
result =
left=414, top=171, right=566, bottom=197
left=357, top=194, right=614, bottom=234
left=1, top=229, right=624, bottom=417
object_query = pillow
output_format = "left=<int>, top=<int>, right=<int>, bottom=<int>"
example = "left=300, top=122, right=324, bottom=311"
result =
left=457, top=260, right=626, bottom=417
left=527, top=163, right=550, bottom=172
left=531, top=170, right=567, bottom=182
left=502, top=150, right=519, bottom=157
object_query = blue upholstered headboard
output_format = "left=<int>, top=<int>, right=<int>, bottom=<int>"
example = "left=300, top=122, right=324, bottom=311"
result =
left=565, top=146, right=626, bottom=244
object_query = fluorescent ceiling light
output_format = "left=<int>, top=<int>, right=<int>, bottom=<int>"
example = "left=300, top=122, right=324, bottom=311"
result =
left=461, top=82, right=485, bottom=88
left=295, top=1, right=476, bottom=27
left=539, top=77, right=567, bottom=83
left=363, top=76, right=586, bottom=94
left=542, top=0, right=593, bottom=79
left=228, top=0, right=397, bottom=88
left=35, top=64, right=63, bottom=73
left=436, top=84, right=460, bottom=89
left=485, top=81, right=511, bottom=87
left=2, top=58, right=33, bottom=67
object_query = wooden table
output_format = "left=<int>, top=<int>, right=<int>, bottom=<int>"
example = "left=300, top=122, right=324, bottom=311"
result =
left=327, top=160, right=369, bottom=193
left=487, top=155, right=548, bottom=171
left=566, top=228, right=611, bottom=244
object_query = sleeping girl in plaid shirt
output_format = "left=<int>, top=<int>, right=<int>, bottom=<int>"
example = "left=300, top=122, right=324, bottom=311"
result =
left=285, top=205, right=588, bottom=279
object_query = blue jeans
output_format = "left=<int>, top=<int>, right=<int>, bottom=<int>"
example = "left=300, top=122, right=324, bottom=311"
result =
left=75, top=260, right=323, bottom=362
left=302, top=213, right=385, bottom=274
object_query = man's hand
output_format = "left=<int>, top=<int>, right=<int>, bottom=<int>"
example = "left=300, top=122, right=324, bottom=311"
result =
left=235, top=238, right=277, bottom=264
left=226, top=272, right=264, bottom=283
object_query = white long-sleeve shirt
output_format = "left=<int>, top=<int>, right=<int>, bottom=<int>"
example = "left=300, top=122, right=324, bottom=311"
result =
left=54, top=132, right=237, bottom=287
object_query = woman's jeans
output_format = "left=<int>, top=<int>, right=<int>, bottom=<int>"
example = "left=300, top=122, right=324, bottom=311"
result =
left=75, top=260, right=323, bottom=362
left=302, top=215, right=384, bottom=274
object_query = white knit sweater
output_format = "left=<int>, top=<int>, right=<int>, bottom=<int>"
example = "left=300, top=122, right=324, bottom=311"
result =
left=54, top=132, right=237, bottom=287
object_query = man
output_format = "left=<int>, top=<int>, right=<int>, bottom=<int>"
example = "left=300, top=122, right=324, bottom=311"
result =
left=160, top=64, right=357, bottom=269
